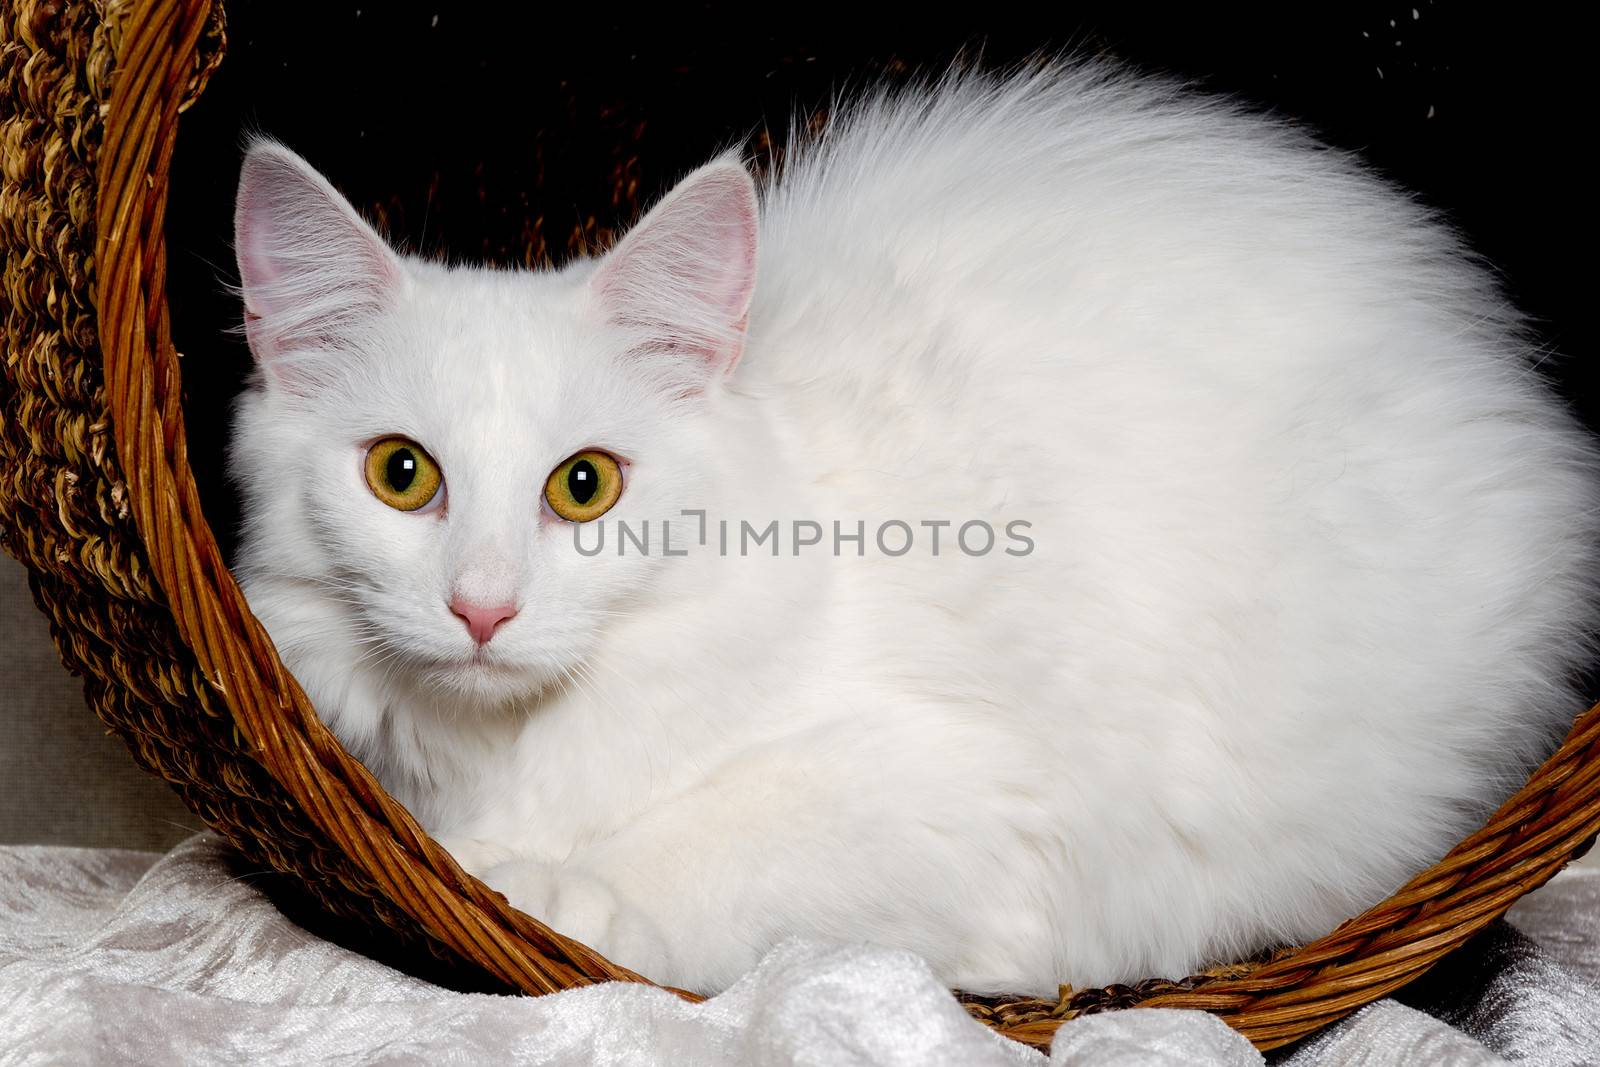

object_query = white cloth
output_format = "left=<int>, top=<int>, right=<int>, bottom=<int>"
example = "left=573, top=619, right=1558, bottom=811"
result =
left=1, top=836, right=1595, bottom=1065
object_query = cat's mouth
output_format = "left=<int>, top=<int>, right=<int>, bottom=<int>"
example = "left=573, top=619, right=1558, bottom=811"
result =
left=405, top=643, right=518, bottom=672
left=412, top=654, right=549, bottom=706
left=439, top=648, right=524, bottom=676
left=466, top=649, right=517, bottom=671
left=399, top=645, right=542, bottom=692
left=367, top=627, right=567, bottom=705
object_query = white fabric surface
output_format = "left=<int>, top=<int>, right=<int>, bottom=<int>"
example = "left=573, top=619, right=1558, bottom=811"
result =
left=0, top=836, right=1595, bottom=1065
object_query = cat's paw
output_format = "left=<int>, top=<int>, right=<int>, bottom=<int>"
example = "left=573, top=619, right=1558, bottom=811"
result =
left=435, top=835, right=516, bottom=876
left=488, top=858, right=673, bottom=978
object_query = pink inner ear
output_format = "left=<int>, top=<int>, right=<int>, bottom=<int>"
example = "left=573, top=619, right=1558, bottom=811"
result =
left=234, top=141, right=403, bottom=384
left=593, top=159, right=759, bottom=374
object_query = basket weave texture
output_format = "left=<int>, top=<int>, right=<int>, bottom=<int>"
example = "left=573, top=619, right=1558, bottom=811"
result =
left=2, top=0, right=1596, bottom=1052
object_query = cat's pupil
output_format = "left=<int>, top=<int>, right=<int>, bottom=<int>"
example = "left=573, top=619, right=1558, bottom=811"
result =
left=568, top=459, right=598, bottom=505
left=387, top=449, right=417, bottom=492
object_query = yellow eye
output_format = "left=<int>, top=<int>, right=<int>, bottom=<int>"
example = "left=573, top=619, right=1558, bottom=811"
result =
left=545, top=450, right=623, bottom=522
left=364, top=437, right=443, bottom=512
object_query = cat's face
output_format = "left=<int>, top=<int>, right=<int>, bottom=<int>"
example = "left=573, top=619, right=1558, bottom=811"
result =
left=231, top=142, right=756, bottom=705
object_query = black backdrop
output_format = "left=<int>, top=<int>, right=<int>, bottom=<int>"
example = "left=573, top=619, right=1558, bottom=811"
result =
left=167, top=1, right=1594, bottom=562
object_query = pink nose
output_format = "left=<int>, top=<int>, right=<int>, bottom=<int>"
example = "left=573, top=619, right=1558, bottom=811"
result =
left=450, top=597, right=518, bottom=645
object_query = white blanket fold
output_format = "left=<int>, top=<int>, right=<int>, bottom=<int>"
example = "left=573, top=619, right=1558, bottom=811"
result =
left=1, top=837, right=1595, bottom=1065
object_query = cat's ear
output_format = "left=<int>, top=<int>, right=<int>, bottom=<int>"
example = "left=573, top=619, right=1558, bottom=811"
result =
left=589, top=156, right=758, bottom=381
left=234, top=139, right=405, bottom=390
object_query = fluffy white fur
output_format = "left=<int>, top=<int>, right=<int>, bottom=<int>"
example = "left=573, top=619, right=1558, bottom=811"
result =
left=230, top=65, right=1599, bottom=995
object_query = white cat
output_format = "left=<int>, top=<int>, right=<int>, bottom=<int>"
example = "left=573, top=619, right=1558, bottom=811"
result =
left=229, top=65, right=1599, bottom=995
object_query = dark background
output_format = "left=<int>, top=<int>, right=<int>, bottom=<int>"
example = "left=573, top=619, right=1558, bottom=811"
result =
left=168, top=1, right=1594, bottom=562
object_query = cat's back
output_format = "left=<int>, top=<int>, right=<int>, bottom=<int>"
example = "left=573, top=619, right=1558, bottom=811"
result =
left=751, top=68, right=1512, bottom=511
left=752, top=65, right=1499, bottom=376
left=746, top=64, right=1597, bottom=575
left=746, top=64, right=1597, bottom=548
left=738, top=64, right=1599, bottom=929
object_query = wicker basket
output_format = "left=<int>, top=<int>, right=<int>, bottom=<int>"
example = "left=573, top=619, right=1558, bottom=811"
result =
left=2, top=0, right=1596, bottom=1052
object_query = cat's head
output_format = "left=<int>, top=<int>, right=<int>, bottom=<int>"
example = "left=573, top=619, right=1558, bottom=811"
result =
left=230, top=140, right=758, bottom=708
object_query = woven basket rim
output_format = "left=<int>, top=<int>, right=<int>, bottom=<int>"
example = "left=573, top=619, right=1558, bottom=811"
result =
left=74, top=0, right=1600, bottom=1052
